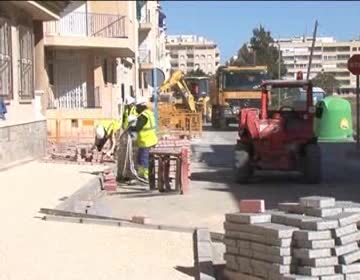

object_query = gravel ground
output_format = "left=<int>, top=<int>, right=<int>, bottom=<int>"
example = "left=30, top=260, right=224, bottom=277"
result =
left=0, top=162, right=193, bottom=280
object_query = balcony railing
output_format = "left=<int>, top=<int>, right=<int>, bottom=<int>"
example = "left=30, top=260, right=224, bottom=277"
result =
left=44, top=12, right=127, bottom=38
left=139, top=49, right=151, bottom=64
left=139, top=9, right=151, bottom=24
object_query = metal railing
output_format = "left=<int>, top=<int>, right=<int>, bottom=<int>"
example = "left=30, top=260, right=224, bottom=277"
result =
left=139, top=9, right=151, bottom=24
left=47, top=84, right=101, bottom=109
left=44, top=12, right=127, bottom=38
left=139, top=49, right=151, bottom=64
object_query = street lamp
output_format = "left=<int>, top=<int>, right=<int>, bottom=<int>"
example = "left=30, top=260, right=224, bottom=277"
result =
left=275, top=40, right=281, bottom=79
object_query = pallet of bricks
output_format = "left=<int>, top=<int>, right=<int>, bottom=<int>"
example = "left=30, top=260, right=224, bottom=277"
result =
left=224, top=197, right=360, bottom=280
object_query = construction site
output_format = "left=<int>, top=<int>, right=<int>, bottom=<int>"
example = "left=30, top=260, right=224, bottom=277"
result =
left=2, top=1, right=360, bottom=280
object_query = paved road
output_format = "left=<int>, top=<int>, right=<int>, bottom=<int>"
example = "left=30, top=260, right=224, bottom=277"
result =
left=98, top=125, right=360, bottom=233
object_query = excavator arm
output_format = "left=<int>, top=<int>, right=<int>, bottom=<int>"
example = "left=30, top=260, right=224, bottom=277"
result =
left=159, top=70, right=196, bottom=112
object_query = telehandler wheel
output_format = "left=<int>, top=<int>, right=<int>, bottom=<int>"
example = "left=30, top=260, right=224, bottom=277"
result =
left=233, top=144, right=252, bottom=183
left=303, top=144, right=322, bottom=184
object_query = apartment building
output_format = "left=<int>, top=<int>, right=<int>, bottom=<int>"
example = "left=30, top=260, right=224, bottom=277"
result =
left=166, top=35, right=220, bottom=75
left=137, top=1, right=170, bottom=97
left=278, top=36, right=360, bottom=94
left=0, top=1, right=70, bottom=168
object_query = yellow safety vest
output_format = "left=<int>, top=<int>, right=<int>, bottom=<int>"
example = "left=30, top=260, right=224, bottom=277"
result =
left=122, top=106, right=138, bottom=129
left=137, top=109, right=158, bottom=148
left=99, top=120, right=121, bottom=136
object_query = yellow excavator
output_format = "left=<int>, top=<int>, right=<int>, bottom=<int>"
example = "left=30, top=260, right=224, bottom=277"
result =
left=157, top=70, right=203, bottom=137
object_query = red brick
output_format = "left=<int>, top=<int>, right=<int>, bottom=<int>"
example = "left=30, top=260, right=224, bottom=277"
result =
left=104, top=181, right=117, bottom=191
left=239, top=200, right=265, bottom=213
left=104, top=174, right=116, bottom=181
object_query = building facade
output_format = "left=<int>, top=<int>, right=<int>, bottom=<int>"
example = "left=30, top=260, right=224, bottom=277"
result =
left=0, top=1, right=70, bottom=169
left=166, top=35, right=220, bottom=75
left=278, top=36, right=360, bottom=94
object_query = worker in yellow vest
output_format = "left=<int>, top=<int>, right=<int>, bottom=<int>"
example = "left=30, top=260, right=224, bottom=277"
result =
left=122, top=96, right=138, bottom=130
left=92, top=119, right=121, bottom=158
left=129, top=97, right=158, bottom=181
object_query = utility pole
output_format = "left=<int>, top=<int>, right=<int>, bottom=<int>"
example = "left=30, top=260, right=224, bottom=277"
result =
left=307, top=20, right=318, bottom=80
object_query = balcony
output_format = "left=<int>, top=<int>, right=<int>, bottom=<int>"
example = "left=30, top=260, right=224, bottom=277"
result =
left=138, top=9, right=152, bottom=33
left=138, top=49, right=153, bottom=69
left=44, top=12, right=134, bottom=57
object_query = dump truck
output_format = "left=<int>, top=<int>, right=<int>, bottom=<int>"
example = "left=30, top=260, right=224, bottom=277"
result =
left=210, top=65, right=268, bottom=128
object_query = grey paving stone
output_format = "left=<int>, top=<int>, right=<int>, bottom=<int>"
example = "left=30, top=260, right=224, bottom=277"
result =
left=336, top=263, right=360, bottom=274
left=197, top=242, right=213, bottom=260
left=335, top=201, right=360, bottom=213
left=223, top=238, right=237, bottom=247
left=294, top=230, right=332, bottom=241
left=224, top=222, right=297, bottom=239
left=225, top=212, right=272, bottom=224
left=226, top=245, right=238, bottom=255
left=332, top=224, right=358, bottom=238
left=326, top=213, right=360, bottom=227
left=297, top=266, right=335, bottom=276
left=251, top=259, right=291, bottom=276
left=196, top=228, right=212, bottom=242
left=278, top=203, right=306, bottom=214
left=224, top=269, right=263, bottom=280
left=339, top=250, right=360, bottom=264
left=272, top=212, right=320, bottom=228
left=280, top=275, right=319, bottom=280
left=293, top=248, right=332, bottom=259
left=332, top=242, right=359, bottom=256
left=238, top=240, right=251, bottom=249
left=252, top=251, right=293, bottom=265
left=301, top=219, right=339, bottom=231
left=320, top=275, right=344, bottom=280
left=344, top=273, right=360, bottom=280
left=237, top=256, right=253, bottom=274
left=336, top=231, right=360, bottom=246
left=305, top=207, right=343, bottom=218
left=238, top=247, right=253, bottom=257
left=224, top=254, right=239, bottom=271
left=300, top=197, right=336, bottom=209
left=296, top=239, right=335, bottom=249
left=299, top=257, right=338, bottom=268
left=225, top=230, right=293, bottom=247
left=251, top=242, right=291, bottom=256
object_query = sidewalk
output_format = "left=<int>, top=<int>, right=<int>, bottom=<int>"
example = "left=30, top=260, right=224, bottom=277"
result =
left=0, top=162, right=193, bottom=280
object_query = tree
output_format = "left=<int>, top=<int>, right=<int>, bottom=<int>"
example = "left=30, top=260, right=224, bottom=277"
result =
left=312, top=72, right=339, bottom=94
left=230, top=25, right=287, bottom=79
left=186, top=68, right=208, bottom=77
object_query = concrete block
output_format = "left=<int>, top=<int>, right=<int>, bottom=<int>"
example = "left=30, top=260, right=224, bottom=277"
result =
left=278, top=203, right=306, bottom=214
left=293, top=248, right=332, bottom=259
left=297, top=266, right=335, bottom=276
left=336, top=263, right=360, bottom=274
left=252, top=251, right=293, bottom=264
left=251, top=242, right=291, bottom=256
left=294, top=230, right=332, bottom=241
left=332, top=224, right=358, bottom=238
left=226, top=245, right=238, bottom=255
left=280, top=275, right=319, bottom=280
left=335, top=201, right=360, bottom=213
left=296, top=239, right=335, bottom=249
left=305, top=207, right=343, bottom=218
left=225, top=230, right=292, bottom=247
left=320, top=275, right=344, bottom=280
left=224, top=222, right=297, bottom=239
left=225, top=261, right=238, bottom=272
left=344, top=273, right=360, bottom=280
left=239, top=200, right=265, bottom=213
left=300, top=197, right=336, bottom=209
left=251, top=259, right=269, bottom=278
left=225, top=212, right=271, bottom=224
left=237, top=256, right=253, bottom=274
left=300, top=219, right=339, bottom=231
left=238, top=247, right=253, bottom=257
left=223, top=238, right=237, bottom=247
left=339, top=249, right=360, bottom=264
left=299, top=257, right=338, bottom=268
left=238, top=240, right=251, bottom=249
left=272, top=212, right=319, bottom=228
left=326, top=212, right=360, bottom=227
left=336, top=231, right=360, bottom=245
left=332, top=242, right=359, bottom=256
left=224, top=269, right=263, bottom=280
left=224, top=253, right=237, bottom=264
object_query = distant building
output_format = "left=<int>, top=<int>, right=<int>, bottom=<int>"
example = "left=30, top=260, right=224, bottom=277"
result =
left=166, top=35, right=220, bottom=75
left=277, top=36, right=360, bottom=94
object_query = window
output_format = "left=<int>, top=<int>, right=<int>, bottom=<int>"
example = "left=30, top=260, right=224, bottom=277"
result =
left=207, top=54, right=212, bottom=59
left=111, top=59, right=117, bottom=84
left=18, top=25, right=34, bottom=99
left=352, top=47, right=358, bottom=52
left=0, top=18, right=12, bottom=99
left=102, top=58, right=108, bottom=84
left=337, top=54, right=350, bottom=60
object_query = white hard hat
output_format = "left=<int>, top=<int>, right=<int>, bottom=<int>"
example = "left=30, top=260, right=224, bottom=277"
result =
left=136, top=97, right=148, bottom=106
left=95, top=125, right=105, bottom=139
left=125, top=96, right=135, bottom=105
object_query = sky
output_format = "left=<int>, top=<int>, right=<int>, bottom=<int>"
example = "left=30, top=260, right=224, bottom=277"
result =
left=161, top=1, right=360, bottom=63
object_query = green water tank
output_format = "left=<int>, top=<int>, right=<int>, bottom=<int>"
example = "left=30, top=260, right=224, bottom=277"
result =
left=314, top=96, right=354, bottom=142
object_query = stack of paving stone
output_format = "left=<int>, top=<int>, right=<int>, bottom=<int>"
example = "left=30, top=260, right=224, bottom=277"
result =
left=224, top=197, right=360, bottom=280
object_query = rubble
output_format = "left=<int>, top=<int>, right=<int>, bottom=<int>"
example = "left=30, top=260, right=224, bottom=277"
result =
left=224, top=197, right=360, bottom=280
